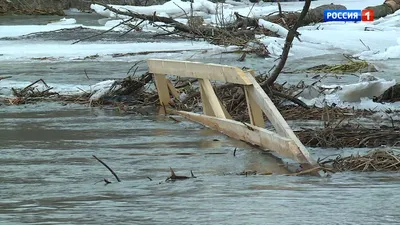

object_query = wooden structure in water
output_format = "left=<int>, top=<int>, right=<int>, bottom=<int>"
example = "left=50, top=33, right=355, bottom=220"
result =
left=147, top=59, right=318, bottom=170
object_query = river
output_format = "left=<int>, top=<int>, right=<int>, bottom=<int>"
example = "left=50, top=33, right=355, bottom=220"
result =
left=1, top=12, right=400, bottom=225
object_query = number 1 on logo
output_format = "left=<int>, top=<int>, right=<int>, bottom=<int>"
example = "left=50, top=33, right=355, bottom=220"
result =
left=362, top=10, right=374, bottom=22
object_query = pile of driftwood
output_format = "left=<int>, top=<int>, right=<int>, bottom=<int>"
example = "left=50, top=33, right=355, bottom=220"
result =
left=11, top=79, right=57, bottom=98
left=3, top=73, right=155, bottom=107
left=82, top=0, right=400, bottom=51
left=319, top=148, right=400, bottom=172
left=2, top=71, right=399, bottom=149
left=297, top=125, right=400, bottom=148
left=280, top=105, right=374, bottom=121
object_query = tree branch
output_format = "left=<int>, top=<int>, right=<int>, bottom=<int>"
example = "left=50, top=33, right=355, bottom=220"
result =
left=92, top=155, right=121, bottom=182
left=262, top=0, right=312, bottom=88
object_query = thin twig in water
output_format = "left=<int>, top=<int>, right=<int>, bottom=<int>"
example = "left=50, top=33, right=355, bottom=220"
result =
left=0, top=76, right=12, bottom=81
left=359, top=39, right=370, bottom=50
left=72, top=17, right=135, bottom=44
left=126, top=60, right=144, bottom=76
left=119, top=19, right=146, bottom=36
left=84, top=69, right=90, bottom=80
left=168, top=116, right=181, bottom=122
left=92, top=155, right=121, bottom=182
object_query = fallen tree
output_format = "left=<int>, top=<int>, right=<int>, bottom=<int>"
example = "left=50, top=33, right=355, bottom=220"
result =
left=237, top=0, right=400, bottom=29
left=89, top=0, right=400, bottom=46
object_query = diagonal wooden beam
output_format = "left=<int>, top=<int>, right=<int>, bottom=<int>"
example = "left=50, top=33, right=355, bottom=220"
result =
left=198, top=79, right=226, bottom=119
left=245, top=86, right=265, bottom=128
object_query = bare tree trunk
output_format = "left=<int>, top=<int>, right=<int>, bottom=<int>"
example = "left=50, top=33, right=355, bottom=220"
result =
left=261, top=0, right=312, bottom=89
left=365, top=0, right=400, bottom=19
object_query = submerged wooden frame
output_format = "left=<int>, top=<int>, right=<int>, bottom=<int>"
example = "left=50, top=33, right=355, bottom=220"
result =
left=148, top=59, right=317, bottom=169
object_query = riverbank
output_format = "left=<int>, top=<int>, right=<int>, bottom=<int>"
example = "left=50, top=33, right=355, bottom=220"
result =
left=0, top=0, right=168, bottom=16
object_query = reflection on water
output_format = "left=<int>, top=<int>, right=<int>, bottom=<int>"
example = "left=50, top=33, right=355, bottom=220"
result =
left=1, top=107, right=400, bottom=225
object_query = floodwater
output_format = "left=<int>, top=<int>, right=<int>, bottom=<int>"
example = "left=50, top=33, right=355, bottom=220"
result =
left=1, top=13, right=400, bottom=225
left=2, top=105, right=400, bottom=225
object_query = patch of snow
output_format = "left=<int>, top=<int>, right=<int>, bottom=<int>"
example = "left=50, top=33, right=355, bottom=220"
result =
left=89, top=80, right=117, bottom=101
left=336, top=76, right=396, bottom=102
left=0, top=40, right=219, bottom=61
left=258, top=19, right=288, bottom=38
left=0, top=25, right=83, bottom=38
left=47, top=18, right=77, bottom=25
left=300, top=95, right=400, bottom=111
left=354, top=37, right=400, bottom=60
left=299, top=74, right=398, bottom=110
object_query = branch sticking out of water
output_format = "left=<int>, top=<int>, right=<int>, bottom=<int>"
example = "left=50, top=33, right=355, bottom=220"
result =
left=92, top=155, right=121, bottom=182
left=0, top=76, right=12, bottom=81
left=262, top=0, right=312, bottom=88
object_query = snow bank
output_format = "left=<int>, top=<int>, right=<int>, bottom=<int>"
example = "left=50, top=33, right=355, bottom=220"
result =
left=91, top=0, right=219, bottom=18
left=298, top=74, right=398, bottom=110
left=258, top=19, right=288, bottom=38
left=0, top=24, right=83, bottom=38
left=354, top=38, right=400, bottom=60
left=0, top=40, right=218, bottom=61
left=336, top=75, right=396, bottom=102
left=87, top=0, right=400, bottom=61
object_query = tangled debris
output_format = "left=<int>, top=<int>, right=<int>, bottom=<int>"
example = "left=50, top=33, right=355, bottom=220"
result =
left=319, top=148, right=400, bottom=172
left=11, top=79, right=58, bottom=98
left=2, top=72, right=399, bottom=148
left=304, top=59, right=377, bottom=74
left=297, top=125, right=400, bottom=148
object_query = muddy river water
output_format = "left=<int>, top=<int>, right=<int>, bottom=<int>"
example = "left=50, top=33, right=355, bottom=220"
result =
left=1, top=13, right=400, bottom=224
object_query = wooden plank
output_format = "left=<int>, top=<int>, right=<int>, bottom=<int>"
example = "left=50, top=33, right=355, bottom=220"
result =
left=218, top=98, right=232, bottom=120
left=176, top=111, right=308, bottom=163
left=198, top=79, right=226, bottom=119
left=149, top=59, right=317, bottom=171
left=153, top=73, right=170, bottom=113
left=166, top=79, right=180, bottom=99
left=245, top=69, right=256, bottom=77
left=147, top=59, right=252, bottom=85
left=245, top=86, right=265, bottom=128
left=243, top=74, right=316, bottom=165
left=199, top=80, right=215, bottom=117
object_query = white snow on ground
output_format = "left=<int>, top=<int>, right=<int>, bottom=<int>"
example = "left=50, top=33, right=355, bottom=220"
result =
left=258, top=19, right=288, bottom=38
left=0, top=40, right=222, bottom=61
left=89, top=80, right=118, bottom=101
left=354, top=37, right=400, bottom=60
left=1, top=0, right=399, bottom=60
left=87, top=0, right=400, bottom=60
left=336, top=75, right=396, bottom=102
left=304, top=93, right=400, bottom=111
left=0, top=24, right=83, bottom=38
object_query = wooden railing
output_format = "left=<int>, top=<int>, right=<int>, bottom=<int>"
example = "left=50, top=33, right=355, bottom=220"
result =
left=148, top=59, right=317, bottom=170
